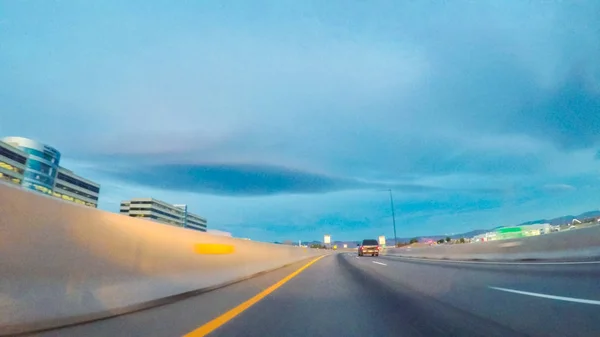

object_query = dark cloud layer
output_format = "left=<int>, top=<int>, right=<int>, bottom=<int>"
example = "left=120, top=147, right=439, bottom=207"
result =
left=110, top=163, right=354, bottom=196
left=103, top=163, right=492, bottom=196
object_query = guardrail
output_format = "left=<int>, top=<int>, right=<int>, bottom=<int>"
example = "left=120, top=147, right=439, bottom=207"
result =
left=384, top=225, right=600, bottom=261
left=0, top=183, right=324, bottom=335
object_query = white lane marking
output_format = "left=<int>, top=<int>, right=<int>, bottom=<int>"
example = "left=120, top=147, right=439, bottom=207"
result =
left=386, top=256, right=600, bottom=265
left=498, top=242, right=523, bottom=248
left=372, top=261, right=387, bottom=266
left=356, top=256, right=359, bottom=259
left=489, top=287, right=600, bottom=305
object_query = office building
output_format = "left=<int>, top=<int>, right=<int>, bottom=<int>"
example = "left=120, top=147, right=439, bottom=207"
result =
left=0, top=136, right=100, bottom=208
left=0, top=141, right=28, bottom=186
left=186, top=212, right=208, bottom=232
left=120, top=198, right=207, bottom=232
left=53, top=168, right=101, bottom=208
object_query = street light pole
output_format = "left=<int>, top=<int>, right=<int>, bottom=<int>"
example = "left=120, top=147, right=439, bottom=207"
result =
left=388, top=189, right=398, bottom=247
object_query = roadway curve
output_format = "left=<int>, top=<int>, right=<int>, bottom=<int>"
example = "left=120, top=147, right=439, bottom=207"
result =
left=28, top=253, right=600, bottom=337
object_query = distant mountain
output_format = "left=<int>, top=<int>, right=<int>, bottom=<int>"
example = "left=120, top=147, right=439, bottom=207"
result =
left=391, top=209, right=600, bottom=243
left=517, top=210, right=600, bottom=226
left=577, top=210, right=600, bottom=219
left=518, top=216, right=575, bottom=226
left=450, top=229, right=490, bottom=239
left=332, top=240, right=360, bottom=248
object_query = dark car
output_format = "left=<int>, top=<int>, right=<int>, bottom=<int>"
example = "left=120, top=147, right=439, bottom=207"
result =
left=358, top=239, right=380, bottom=257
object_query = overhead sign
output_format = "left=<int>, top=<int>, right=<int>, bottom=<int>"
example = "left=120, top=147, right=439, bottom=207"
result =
left=324, top=235, right=331, bottom=244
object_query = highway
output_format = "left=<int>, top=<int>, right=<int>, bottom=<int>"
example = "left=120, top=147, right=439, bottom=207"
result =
left=28, top=253, right=600, bottom=337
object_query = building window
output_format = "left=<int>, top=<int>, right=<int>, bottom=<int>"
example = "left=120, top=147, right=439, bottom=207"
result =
left=21, top=147, right=60, bottom=164
left=55, top=183, right=99, bottom=201
left=27, top=159, right=55, bottom=176
left=0, top=172, right=21, bottom=185
left=188, top=220, right=207, bottom=227
left=61, top=194, right=75, bottom=202
left=23, top=171, right=54, bottom=188
left=56, top=172, right=100, bottom=193
left=31, top=183, right=52, bottom=195
left=128, top=207, right=183, bottom=221
left=0, top=161, right=24, bottom=174
left=0, top=146, right=27, bottom=164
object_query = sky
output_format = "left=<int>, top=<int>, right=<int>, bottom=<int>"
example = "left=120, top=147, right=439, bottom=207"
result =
left=1, top=1, right=600, bottom=242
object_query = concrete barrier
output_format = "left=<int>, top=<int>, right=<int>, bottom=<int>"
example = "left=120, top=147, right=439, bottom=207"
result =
left=384, top=225, right=600, bottom=261
left=0, top=183, right=324, bottom=335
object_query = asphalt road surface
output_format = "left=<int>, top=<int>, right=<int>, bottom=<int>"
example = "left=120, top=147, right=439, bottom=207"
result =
left=29, top=253, right=600, bottom=337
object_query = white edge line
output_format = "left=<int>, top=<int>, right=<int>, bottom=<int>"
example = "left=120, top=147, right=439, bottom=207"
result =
left=385, top=256, right=600, bottom=265
left=489, top=286, right=600, bottom=305
left=372, top=261, right=387, bottom=266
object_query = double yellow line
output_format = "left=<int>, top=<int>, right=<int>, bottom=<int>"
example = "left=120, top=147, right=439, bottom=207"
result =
left=184, top=255, right=325, bottom=336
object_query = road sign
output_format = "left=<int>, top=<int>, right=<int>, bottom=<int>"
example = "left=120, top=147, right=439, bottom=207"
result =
left=378, top=236, right=386, bottom=245
left=324, top=235, right=331, bottom=244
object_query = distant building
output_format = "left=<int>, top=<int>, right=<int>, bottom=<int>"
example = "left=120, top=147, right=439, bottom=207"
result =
left=0, top=141, right=28, bottom=186
left=0, top=137, right=100, bottom=208
left=472, top=223, right=553, bottom=242
left=120, top=198, right=207, bottom=232
left=187, top=212, right=208, bottom=232
left=53, top=168, right=101, bottom=208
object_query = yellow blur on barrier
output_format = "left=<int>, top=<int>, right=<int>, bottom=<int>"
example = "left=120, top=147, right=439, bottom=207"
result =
left=193, top=243, right=235, bottom=255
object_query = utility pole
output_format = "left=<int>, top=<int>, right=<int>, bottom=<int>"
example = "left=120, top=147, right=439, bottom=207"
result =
left=388, top=189, right=398, bottom=247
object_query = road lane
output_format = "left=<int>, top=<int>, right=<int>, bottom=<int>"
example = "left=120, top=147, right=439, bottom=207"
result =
left=208, top=254, right=522, bottom=337
left=30, top=253, right=600, bottom=337
left=362, top=254, right=600, bottom=337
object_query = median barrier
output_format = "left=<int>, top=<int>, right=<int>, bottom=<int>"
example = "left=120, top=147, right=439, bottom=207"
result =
left=0, top=183, right=324, bottom=335
left=384, top=226, right=600, bottom=261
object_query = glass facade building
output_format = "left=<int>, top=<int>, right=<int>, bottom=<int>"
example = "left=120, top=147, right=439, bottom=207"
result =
left=2, top=137, right=60, bottom=195
left=0, top=137, right=100, bottom=208
left=120, top=198, right=207, bottom=232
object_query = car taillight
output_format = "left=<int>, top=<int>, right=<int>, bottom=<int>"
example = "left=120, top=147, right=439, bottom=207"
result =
left=377, top=246, right=380, bottom=250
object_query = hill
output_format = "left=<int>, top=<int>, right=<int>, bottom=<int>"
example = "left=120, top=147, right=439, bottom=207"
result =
left=517, top=210, right=600, bottom=226
left=393, top=209, right=600, bottom=244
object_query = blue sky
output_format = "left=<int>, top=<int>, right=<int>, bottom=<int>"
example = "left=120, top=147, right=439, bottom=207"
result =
left=1, top=1, right=599, bottom=242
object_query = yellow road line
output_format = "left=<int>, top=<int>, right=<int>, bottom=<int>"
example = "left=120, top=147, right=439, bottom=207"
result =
left=184, top=255, right=325, bottom=337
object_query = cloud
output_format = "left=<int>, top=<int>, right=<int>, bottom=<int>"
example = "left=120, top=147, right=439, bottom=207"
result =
left=97, top=162, right=484, bottom=196
left=103, top=163, right=361, bottom=196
